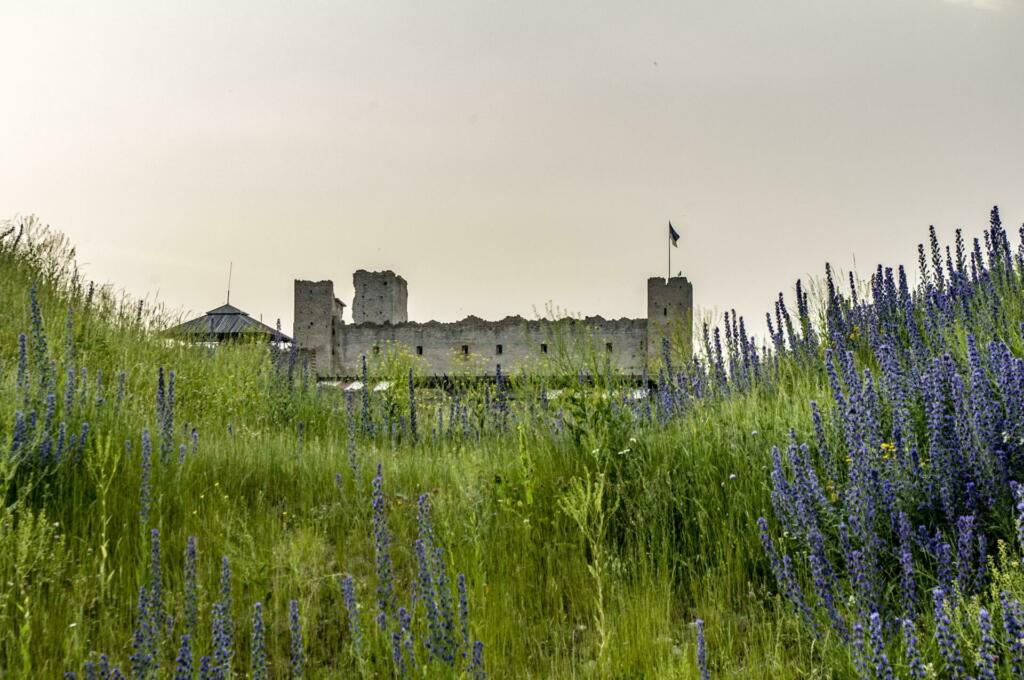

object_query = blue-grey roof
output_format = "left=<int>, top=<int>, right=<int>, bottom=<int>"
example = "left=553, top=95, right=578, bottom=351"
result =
left=165, top=303, right=291, bottom=342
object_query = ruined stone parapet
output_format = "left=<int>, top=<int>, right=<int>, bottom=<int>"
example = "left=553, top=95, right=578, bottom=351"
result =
left=352, top=270, right=407, bottom=325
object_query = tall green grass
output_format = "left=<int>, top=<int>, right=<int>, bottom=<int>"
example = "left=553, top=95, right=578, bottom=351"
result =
left=0, top=217, right=882, bottom=678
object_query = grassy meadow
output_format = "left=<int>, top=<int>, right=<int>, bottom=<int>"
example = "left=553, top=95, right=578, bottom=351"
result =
left=3, top=210, right=1024, bottom=678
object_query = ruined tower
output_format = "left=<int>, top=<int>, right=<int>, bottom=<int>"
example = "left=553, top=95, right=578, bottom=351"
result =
left=646, top=276, right=693, bottom=367
left=293, top=280, right=345, bottom=376
left=351, top=270, right=408, bottom=325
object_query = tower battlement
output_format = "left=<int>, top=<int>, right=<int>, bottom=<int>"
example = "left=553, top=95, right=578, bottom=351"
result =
left=352, top=270, right=408, bottom=325
left=646, top=276, right=694, bottom=365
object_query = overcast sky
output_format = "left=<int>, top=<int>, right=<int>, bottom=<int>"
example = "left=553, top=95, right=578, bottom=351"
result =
left=2, top=0, right=1022, bottom=336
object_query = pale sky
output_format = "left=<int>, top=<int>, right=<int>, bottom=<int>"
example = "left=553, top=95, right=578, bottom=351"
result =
left=2, top=1, right=1022, bottom=337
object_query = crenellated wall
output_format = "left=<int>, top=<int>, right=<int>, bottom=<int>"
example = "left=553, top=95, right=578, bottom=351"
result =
left=294, top=271, right=691, bottom=378
left=336, top=316, right=648, bottom=377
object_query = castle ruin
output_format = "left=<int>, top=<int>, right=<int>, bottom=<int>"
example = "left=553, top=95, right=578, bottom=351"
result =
left=294, top=271, right=692, bottom=378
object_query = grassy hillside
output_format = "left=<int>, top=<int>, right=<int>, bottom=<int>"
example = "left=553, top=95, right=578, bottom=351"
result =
left=2, top=210, right=1024, bottom=678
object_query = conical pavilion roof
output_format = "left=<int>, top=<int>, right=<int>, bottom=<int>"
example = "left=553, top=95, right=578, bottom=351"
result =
left=165, top=303, right=291, bottom=342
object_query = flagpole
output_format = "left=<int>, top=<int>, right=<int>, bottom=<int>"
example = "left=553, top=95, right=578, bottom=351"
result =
left=667, top=223, right=671, bottom=282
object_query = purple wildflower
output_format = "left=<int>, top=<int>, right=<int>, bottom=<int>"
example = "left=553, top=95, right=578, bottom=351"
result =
left=156, top=368, right=165, bottom=448
left=149, top=529, right=163, bottom=638
left=415, top=537, right=442, bottom=659
left=932, top=588, right=965, bottom=678
left=212, top=556, right=233, bottom=677
left=165, top=369, right=175, bottom=460
left=16, top=333, right=27, bottom=395
left=173, top=635, right=193, bottom=680
left=10, top=411, right=26, bottom=459
left=409, top=368, right=418, bottom=443
left=696, top=618, right=709, bottom=680
left=1000, top=591, right=1024, bottom=675
left=956, top=515, right=976, bottom=594
left=808, top=551, right=846, bottom=640
left=54, top=421, right=65, bottom=463
left=978, top=608, right=997, bottom=680
left=1013, top=481, right=1024, bottom=561
left=29, top=285, right=49, bottom=390
left=64, top=365, right=76, bottom=417
left=852, top=622, right=869, bottom=680
left=97, top=655, right=111, bottom=680
left=184, top=537, right=198, bottom=638
left=399, top=606, right=417, bottom=671
left=251, top=602, right=268, bottom=680
left=42, top=391, right=56, bottom=444
left=130, top=585, right=155, bottom=678
left=868, top=612, right=893, bottom=680
left=340, top=575, right=363, bottom=655
left=849, top=549, right=876, bottom=622
left=372, top=464, right=395, bottom=630
left=76, top=421, right=89, bottom=461
left=140, top=430, right=152, bottom=528
left=289, top=599, right=304, bottom=678
left=435, top=558, right=456, bottom=663
left=392, top=631, right=407, bottom=678
left=936, top=542, right=955, bottom=600
left=897, top=512, right=916, bottom=620
left=468, top=640, right=486, bottom=679
left=458, top=573, right=470, bottom=660
left=902, top=619, right=926, bottom=680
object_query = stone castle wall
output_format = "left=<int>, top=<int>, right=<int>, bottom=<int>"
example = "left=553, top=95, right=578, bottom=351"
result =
left=336, top=316, right=649, bottom=377
left=294, top=271, right=692, bottom=378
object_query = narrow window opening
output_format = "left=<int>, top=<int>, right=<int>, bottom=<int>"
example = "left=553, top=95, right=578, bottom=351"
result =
left=461, top=345, right=469, bottom=355
left=540, top=343, right=548, bottom=354
left=663, top=307, right=668, bottom=317
left=496, top=344, right=503, bottom=355
left=416, top=345, right=423, bottom=355
left=606, top=342, right=613, bottom=353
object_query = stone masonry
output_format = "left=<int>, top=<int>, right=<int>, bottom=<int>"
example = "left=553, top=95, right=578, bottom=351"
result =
left=294, top=271, right=692, bottom=378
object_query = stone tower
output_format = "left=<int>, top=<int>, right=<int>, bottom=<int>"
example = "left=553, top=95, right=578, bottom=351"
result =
left=293, top=280, right=345, bottom=376
left=647, top=276, right=693, bottom=368
left=351, top=270, right=408, bottom=325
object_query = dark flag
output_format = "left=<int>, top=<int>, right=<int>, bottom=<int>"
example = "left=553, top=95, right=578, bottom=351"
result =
left=669, top=222, right=680, bottom=248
